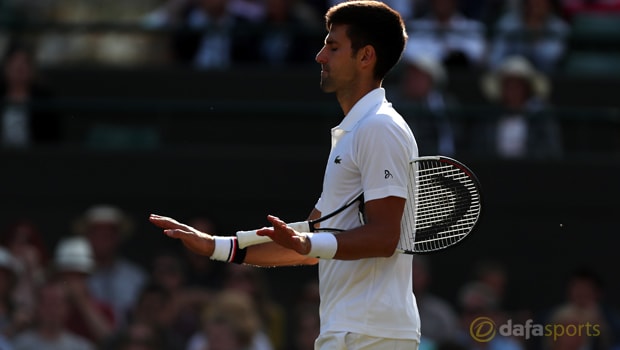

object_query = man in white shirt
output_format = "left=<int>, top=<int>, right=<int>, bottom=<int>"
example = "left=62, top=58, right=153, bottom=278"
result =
left=150, top=1, right=421, bottom=349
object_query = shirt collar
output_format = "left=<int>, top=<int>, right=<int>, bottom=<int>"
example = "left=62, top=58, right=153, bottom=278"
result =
left=336, top=88, right=386, bottom=132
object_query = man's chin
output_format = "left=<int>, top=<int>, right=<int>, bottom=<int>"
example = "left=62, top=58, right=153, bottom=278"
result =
left=319, top=82, right=335, bottom=93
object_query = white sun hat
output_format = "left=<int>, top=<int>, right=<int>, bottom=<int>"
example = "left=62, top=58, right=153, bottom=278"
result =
left=54, top=236, right=95, bottom=274
left=481, top=55, right=550, bottom=101
left=73, top=204, right=134, bottom=237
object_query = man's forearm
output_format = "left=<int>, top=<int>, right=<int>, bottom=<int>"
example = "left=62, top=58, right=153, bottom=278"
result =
left=244, top=242, right=318, bottom=267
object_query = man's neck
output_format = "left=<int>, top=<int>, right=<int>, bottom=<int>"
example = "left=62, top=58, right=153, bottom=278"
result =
left=337, top=81, right=382, bottom=116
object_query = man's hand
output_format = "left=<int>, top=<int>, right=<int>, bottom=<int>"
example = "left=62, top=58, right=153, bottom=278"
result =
left=256, top=215, right=311, bottom=255
left=149, top=214, right=215, bottom=256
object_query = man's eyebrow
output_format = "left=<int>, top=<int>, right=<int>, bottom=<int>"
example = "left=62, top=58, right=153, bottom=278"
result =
left=325, top=37, right=338, bottom=45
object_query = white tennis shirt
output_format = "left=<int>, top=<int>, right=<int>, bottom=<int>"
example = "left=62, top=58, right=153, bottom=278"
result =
left=314, top=88, right=421, bottom=340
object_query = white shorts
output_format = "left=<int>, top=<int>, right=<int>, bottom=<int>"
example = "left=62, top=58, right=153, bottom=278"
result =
left=315, top=332, right=420, bottom=350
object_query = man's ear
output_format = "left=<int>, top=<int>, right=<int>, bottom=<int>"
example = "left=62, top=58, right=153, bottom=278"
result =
left=358, top=45, right=376, bottom=67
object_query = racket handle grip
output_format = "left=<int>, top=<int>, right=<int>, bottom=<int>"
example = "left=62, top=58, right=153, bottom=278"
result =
left=236, top=221, right=310, bottom=249
left=236, top=230, right=271, bottom=249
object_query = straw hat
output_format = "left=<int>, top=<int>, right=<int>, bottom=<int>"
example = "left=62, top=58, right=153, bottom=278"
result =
left=402, top=46, right=447, bottom=87
left=481, top=55, right=550, bottom=100
left=73, top=204, right=134, bottom=237
left=54, top=236, right=95, bottom=274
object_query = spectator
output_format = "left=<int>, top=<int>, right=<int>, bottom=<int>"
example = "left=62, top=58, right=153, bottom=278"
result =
left=0, top=246, right=21, bottom=337
left=0, top=40, right=61, bottom=149
left=544, top=267, right=620, bottom=350
left=290, top=303, right=320, bottom=350
left=186, top=290, right=271, bottom=350
left=143, top=0, right=193, bottom=28
left=167, top=0, right=260, bottom=69
left=1, top=219, right=50, bottom=337
left=406, top=0, right=487, bottom=69
left=488, top=0, right=570, bottom=73
left=393, top=49, right=457, bottom=156
left=560, top=0, right=620, bottom=20
left=12, top=279, right=95, bottom=350
left=458, top=0, right=508, bottom=26
left=471, top=55, right=562, bottom=159
left=256, top=0, right=321, bottom=66
left=148, top=249, right=210, bottom=347
left=74, top=204, right=148, bottom=326
left=229, top=0, right=267, bottom=22
left=545, top=304, right=596, bottom=350
left=52, top=236, right=116, bottom=344
left=35, top=0, right=164, bottom=65
left=412, top=256, right=460, bottom=344
left=0, top=332, right=12, bottom=349
left=287, top=279, right=319, bottom=350
left=108, top=320, right=167, bottom=350
left=454, top=281, right=524, bottom=350
left=221, top=264, right=284, bottom=350
left=183, top=217, right=226, bottom=290
left=100, top=283, right=180, bottom=350
left=473, top=260, right=508, bottom=309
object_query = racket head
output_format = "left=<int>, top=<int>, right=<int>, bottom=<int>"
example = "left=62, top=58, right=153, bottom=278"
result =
left=399, top=155, right=482, bottom=254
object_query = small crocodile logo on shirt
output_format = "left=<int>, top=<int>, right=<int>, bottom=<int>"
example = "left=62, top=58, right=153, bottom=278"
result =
left=334, top=156, right=342, bottom=164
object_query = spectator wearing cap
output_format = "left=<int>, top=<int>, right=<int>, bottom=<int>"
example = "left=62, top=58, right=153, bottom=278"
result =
left=391, top=50, right=457, bottom=156
left=52, top=236, right=116, bottom=344
left=74, top=205, right=148, bottom=327
left=469, top=55, right=562, bottom=159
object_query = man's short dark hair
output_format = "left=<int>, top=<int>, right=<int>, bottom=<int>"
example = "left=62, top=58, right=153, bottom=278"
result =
left=325, top=1, right=408, bottom=81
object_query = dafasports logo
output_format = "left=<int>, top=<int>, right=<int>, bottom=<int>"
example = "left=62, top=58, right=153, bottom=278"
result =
left=470, top=317, right=601, bottom=342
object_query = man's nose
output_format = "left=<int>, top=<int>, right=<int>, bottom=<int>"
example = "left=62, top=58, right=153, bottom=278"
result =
left=316, top=47, right=326, bottom=64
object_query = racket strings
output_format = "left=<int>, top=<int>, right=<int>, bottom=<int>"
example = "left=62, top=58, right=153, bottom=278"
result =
left=399, top=159, right=481, bottom=253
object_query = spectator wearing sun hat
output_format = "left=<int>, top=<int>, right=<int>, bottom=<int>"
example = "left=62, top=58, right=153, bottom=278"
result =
left=52, top=236, right=116, bottom=344
left=392, top=47, right=458, bottom=157
left=469, top=55, right=563, bottom=159
left=74, top=205, right=148, bottom=327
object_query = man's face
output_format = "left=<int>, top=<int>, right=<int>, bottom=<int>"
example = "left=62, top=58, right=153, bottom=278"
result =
left=403, top=65, right=434, bottom=100
left=315, top=24, right=359, bottom=93
left=86, top=222, right=121, bottom=261
left=5, top=51, right=33, bottom=86
left=500, top=75, right=531, bottom=109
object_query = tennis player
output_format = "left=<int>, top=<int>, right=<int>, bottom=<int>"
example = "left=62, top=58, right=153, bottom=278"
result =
left=150, top=1, right=421, bottom=349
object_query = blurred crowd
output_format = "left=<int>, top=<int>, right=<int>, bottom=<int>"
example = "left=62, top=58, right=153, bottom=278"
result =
left=0, top=204, right=619, bottom=350
left=0, top=0, right=620, bottom=159
left=0, top=1, right=619, bottom=350
left=0, top=0, right=618, bottom=70
left=1, top=0, right=620, bottom=158
left=0, top=204, right=321, bottom=350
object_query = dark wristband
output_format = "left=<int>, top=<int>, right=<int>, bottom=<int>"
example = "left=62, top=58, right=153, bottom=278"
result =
left=230, top=237, right=247, bottom=264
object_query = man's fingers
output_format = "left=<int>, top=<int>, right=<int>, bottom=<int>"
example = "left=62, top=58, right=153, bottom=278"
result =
left=164, top=229, right=193, bottom=238
left=149, top=214, right=187, bottom=230
left=256, top=227, right=274, bottom=237
left=266, top=215, right=288, bottom=229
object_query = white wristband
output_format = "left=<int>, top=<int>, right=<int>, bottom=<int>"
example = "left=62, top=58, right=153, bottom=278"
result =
left=211, top=236, right=234, bottom=262
left=306, top=233, right=338, bottom=259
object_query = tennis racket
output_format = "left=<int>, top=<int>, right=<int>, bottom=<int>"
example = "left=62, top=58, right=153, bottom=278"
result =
left=237, top=156, right=482, bottom=254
